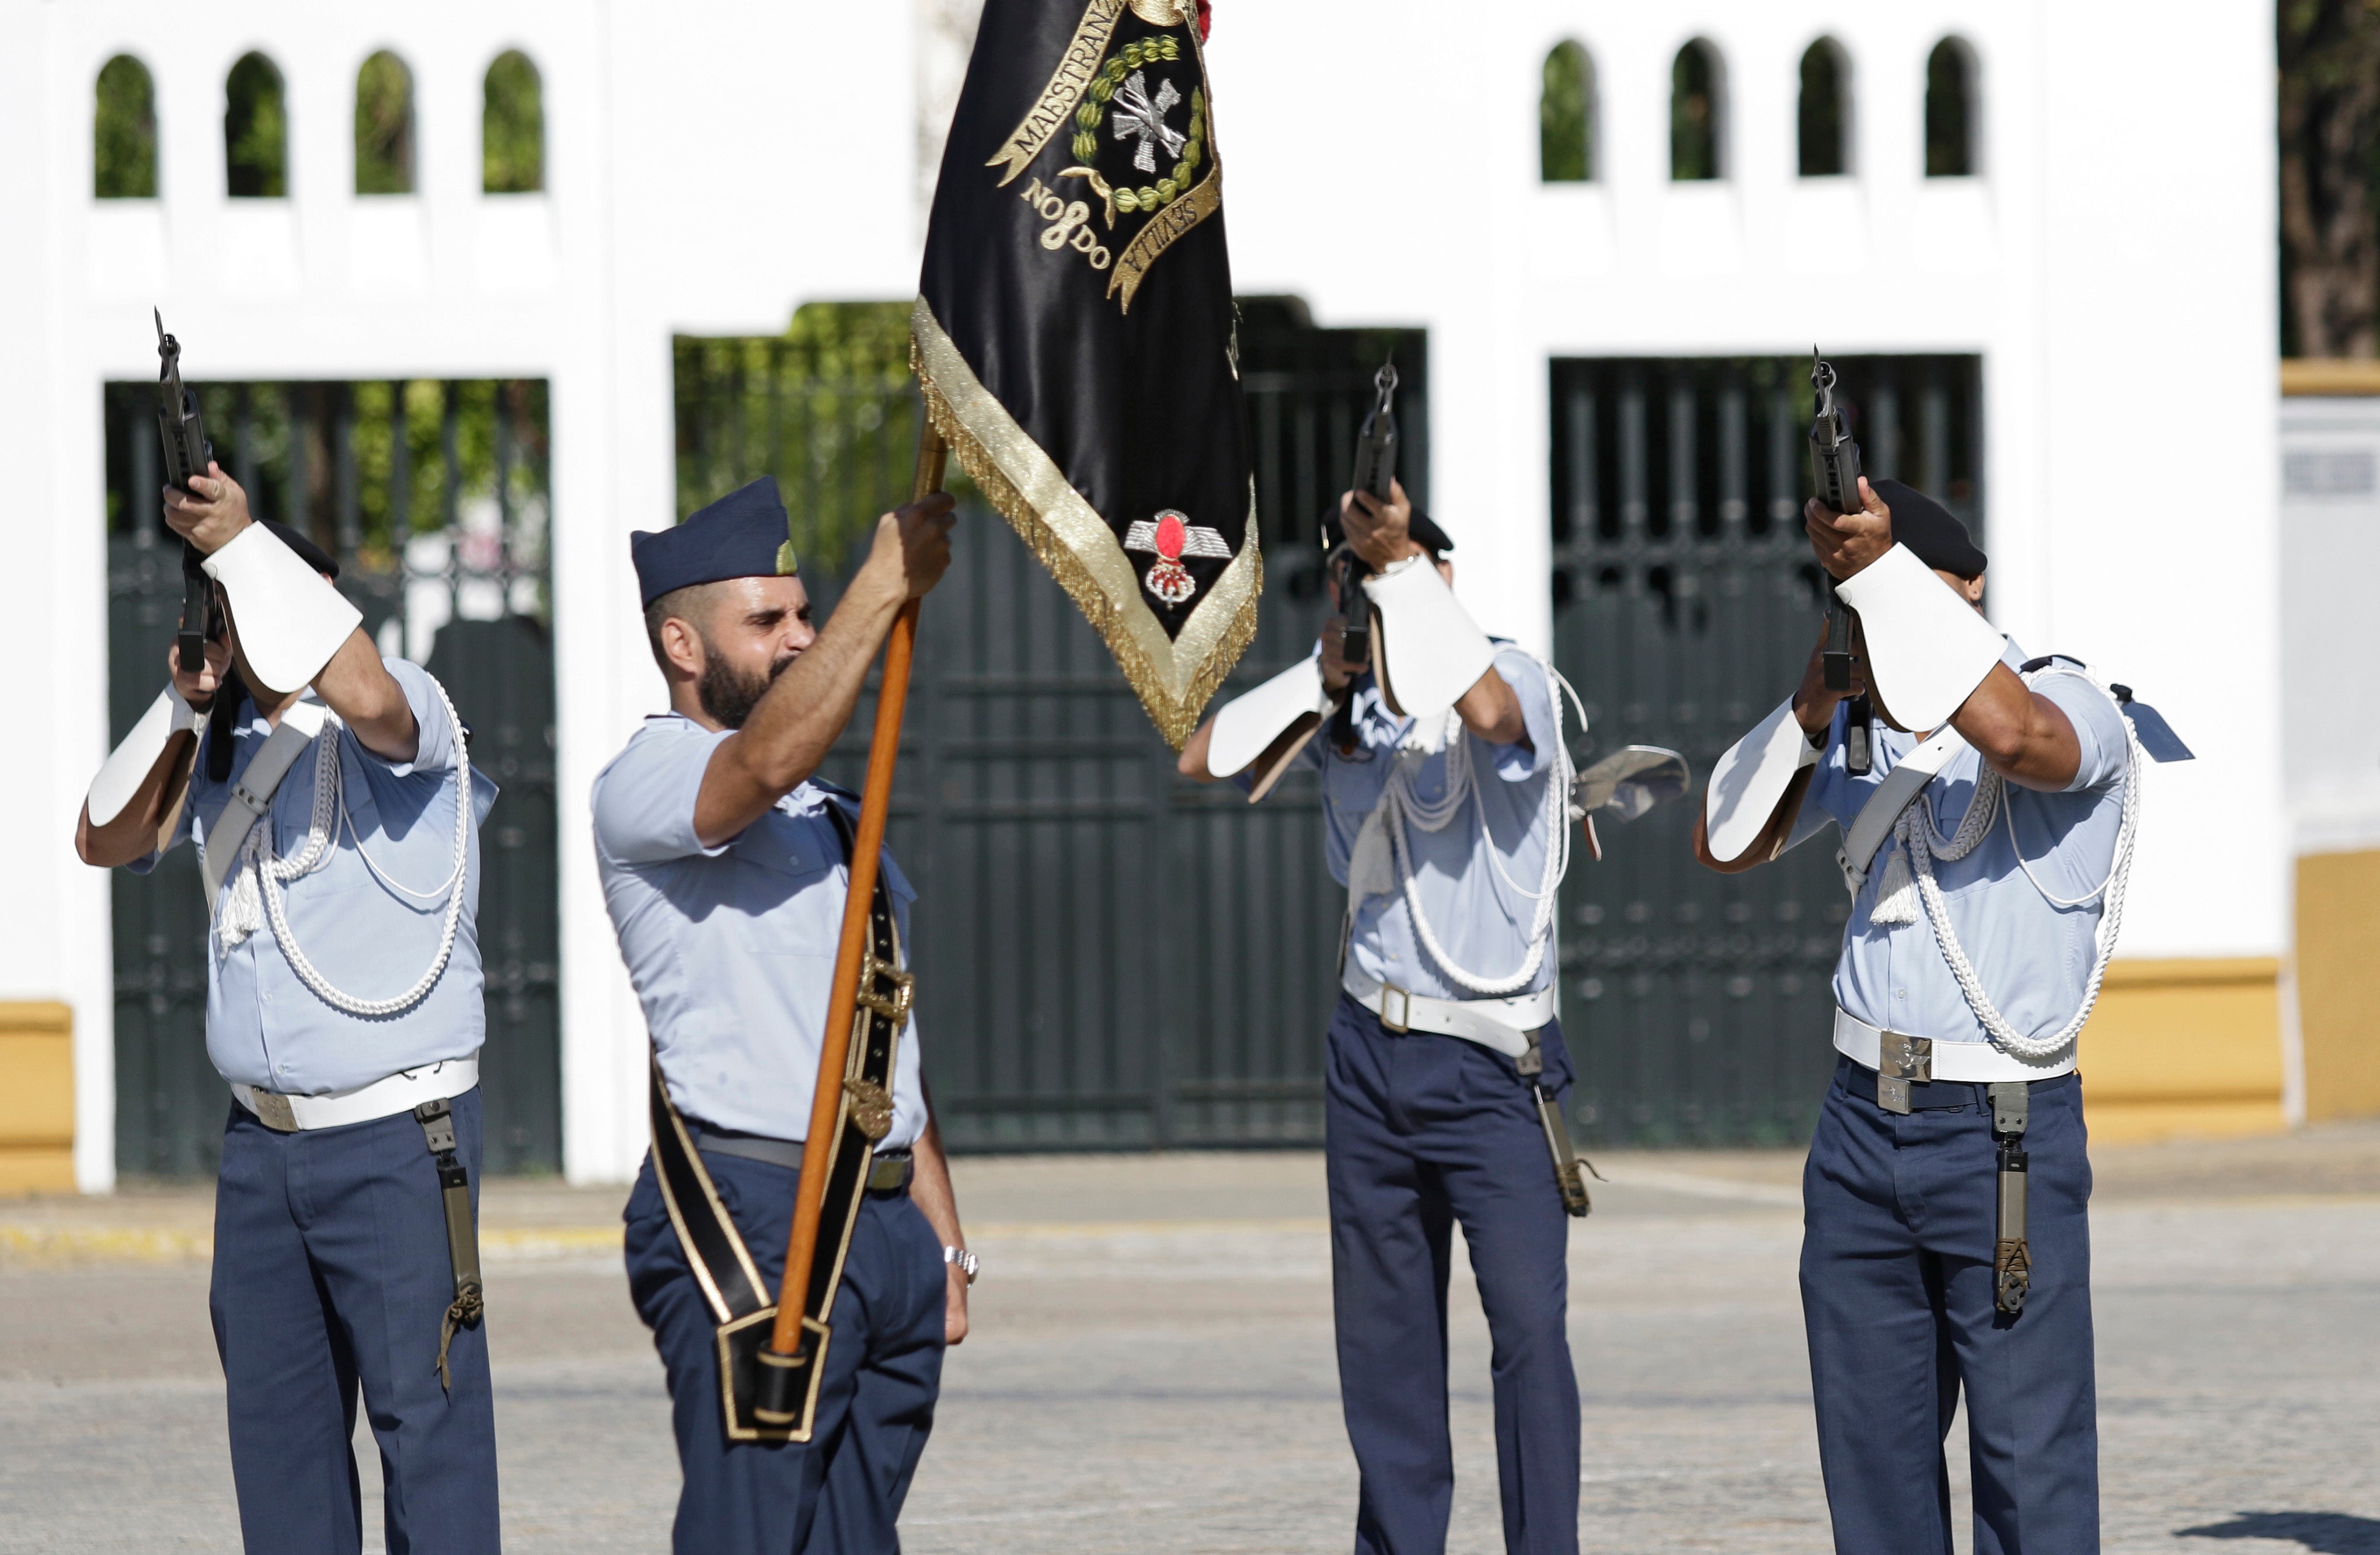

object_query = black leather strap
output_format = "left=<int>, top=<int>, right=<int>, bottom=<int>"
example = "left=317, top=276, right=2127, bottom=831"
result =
left=642, top=795, right=910, bottom=1444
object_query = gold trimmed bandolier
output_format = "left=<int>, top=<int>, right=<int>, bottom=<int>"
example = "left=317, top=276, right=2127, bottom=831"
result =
left=646, top=804, right=912, bottom=1444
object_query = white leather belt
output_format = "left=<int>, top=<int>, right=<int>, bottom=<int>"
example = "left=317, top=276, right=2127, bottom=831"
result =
left=1832, top=1009, right=2074, bottom=1083
left=232, top=1057, right=479, bottom=1133
left=1343, top=969, right=1556, bottom=1059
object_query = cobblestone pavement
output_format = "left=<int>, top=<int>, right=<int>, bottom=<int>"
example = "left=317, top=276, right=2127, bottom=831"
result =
left=4, top=1131, right=2378, bottom=1553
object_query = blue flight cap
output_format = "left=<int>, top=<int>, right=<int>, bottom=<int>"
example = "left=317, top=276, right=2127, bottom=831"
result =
left=631, top=477, right=797, bottom=606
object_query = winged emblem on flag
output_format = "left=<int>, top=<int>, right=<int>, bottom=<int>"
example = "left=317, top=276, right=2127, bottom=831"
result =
left=1124, top=510, right=1231, bottom=605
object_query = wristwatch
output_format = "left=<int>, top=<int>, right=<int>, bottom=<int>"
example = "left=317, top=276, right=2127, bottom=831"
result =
left=943, top=1245, right=978, bottom=1285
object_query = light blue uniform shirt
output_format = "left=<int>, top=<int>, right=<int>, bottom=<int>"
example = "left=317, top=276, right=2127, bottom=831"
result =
left=1790, top=644, right=2132, bottom=1054
left=138, top=658, right=496, bottom=1094
left=1270, top=644, right=1561, bottom=1002
left=590, top=715, right=926, bottom=1150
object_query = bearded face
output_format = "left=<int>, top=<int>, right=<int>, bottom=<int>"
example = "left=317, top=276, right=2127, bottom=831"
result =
left=695, top=640, right=797, bottom=730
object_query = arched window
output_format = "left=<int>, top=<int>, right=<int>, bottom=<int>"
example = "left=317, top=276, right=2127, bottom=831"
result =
left=225, top=52, right=287, bottom=198
left=356, top=50, right=416, bottom=194
left=1797, top=39, right=1850, bottom=177
left=95, top=55, right=158, bottom=198
left=1671, top=40, right=1724, bottom=181
left=1539, top=40, right=1594, bottom=183
left=483, top=50, right=545, bottom=193
left=1925, top=38, right=1977, bottom=177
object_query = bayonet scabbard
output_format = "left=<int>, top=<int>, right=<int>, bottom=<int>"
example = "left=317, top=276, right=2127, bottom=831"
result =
left=1988, top=1081, right=2031, bottom=1316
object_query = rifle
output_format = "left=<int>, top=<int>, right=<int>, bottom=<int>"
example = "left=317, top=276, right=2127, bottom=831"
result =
left=154, top=310, right=219, bottom=674
left=1808, top=350, right=1873, bottom=773
left=1325, top=361, right=1398, bottom=747
left=1334, top=360, right=1399, bottom=672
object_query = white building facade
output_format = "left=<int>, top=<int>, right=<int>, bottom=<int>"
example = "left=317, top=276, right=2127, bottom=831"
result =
left=0, top=0, right=2287, bottom=1190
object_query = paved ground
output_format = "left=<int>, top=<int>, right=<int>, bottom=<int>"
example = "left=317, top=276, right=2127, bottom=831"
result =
left=5, top=1127, right=2379, bottom=1553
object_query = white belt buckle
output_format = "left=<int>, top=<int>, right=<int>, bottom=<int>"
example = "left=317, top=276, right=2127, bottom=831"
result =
left=1379, top=984, right=1412, bottom=1034
left=1875, top=1030, right=1933, bottom=1115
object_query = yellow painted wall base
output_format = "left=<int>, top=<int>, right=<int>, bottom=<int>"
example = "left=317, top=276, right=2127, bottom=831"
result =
left=0, top=1002, right=74, bottom=1195
left=2296, top=849, right=2380, bottom=1122
left=2078, top=960, right=2283, bottom=1145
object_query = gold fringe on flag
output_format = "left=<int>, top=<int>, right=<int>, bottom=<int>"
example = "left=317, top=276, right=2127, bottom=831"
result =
left=911, top=295, right=1260, bottom=749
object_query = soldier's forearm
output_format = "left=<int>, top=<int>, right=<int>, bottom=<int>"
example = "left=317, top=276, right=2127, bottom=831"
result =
left=693, top=576, right=904, bottom=845
left=76, top=731, right=196, bottom=867
left=1951, top=665, right=2081, bottom=792
left=1454, top=665, right=1526, bottom=747
left=1176, top=718, right=1219, bottom=781
left=312, top=630, right=420, bottom=763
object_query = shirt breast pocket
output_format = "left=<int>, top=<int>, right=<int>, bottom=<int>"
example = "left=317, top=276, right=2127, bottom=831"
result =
left=724, top=819, right=837, bottom=944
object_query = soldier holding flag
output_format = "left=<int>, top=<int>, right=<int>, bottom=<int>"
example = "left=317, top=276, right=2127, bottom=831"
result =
left=595, top=479, right=968, bottom=1553
left=597, top=0, right=1259, bottom=1542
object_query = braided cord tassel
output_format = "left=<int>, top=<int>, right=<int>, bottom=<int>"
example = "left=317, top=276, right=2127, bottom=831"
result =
left=1905, top=710, right=2146, bottom=1064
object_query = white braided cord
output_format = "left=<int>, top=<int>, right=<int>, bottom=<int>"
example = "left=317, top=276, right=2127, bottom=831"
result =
left=221, top=677, right=473, bottom=1019
left=1877, top=673, right=2146, bottom=1065
left=1379, top=657, right=1578, bottom=995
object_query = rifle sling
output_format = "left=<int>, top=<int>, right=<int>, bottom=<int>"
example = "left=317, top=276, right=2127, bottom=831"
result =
left=644, top=801, right=910, bottom=1445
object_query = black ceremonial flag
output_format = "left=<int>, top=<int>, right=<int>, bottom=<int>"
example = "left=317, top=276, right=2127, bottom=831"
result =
left=915, top=0, right=1255, bottom=747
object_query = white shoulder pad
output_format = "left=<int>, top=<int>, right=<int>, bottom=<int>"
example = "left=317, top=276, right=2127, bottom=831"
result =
left=1833, top=543, right=2005, bottom=731
left=1363, top=556, right=1495, bottom=719
left=1208, top=654, right=1330, bottom=779
left=203, top=524, right=363, bottom=695
left=1705, top=698, right=1820, bottom=863
left=88, top=685, right=200, bottom=827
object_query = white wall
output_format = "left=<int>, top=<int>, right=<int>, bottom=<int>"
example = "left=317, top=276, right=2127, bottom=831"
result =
left=2, top=0, right=2284, bottom=1188
left=1216, top=0, right=2281, bottom=965
left=3, top=0, right=920, bottom=1187
left=2280, top=397, right=2380, bottom=856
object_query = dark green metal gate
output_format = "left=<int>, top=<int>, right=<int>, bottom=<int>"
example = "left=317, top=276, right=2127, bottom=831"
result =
left=674, top=299, right=1420, bottom=1148
left=1549, top=354, right=1983, bottom=1145
left=102, top=379, right=561, bottom=1177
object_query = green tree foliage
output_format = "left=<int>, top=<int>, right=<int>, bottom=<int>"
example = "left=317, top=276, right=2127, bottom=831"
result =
left=674, top=302, right=928, bottom=573
left=95, top=55, right=158, bottom=199
left=2280, top=0, right=2380, bottom=356
left=225, top=53, right=287, bottom=198
left=356, top=51, right=416, bottom=195
left=1925, top=40, right=1974, bottom=177
left=483, top=51, right=545, bottom=194
left=1671, top=42, right=1720, bottom=182
left=1539, top=41, right=1591, bottom=184
left=1798, top=41, right=1846, bottom=177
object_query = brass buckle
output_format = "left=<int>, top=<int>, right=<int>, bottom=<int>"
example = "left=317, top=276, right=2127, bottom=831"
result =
left=1379, top=984, right=1412, bottom=1033
left=855, top=950, right=914, bottom=1027
left=250, top=1090, right=299, bottom=1132
left=1874, top=1030, right=1933, bottom=1115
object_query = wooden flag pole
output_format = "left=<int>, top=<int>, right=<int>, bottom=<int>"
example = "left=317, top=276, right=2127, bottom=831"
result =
left=766, top=421, right=947, bottom=1364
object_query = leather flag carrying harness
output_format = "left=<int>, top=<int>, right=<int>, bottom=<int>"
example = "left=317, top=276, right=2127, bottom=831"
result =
left=646, top=808, right=911, bottom=1443
left=915, top=0, right=1257, bottom=748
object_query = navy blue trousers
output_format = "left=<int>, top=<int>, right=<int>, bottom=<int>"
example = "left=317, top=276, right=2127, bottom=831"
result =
left=211, top=1086, right=500, bottom=1555
left=1801, top=1057, right=2099, bottom=1555
left=1325, top=994, right=1581, bottom=1555
left=624, top=1149, right=945, bottom=1555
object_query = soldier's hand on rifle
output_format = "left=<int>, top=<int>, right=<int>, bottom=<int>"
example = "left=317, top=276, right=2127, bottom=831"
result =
left=162, top=462, right=255, bottom=555
left=1319, top=612, right=1361, bottom=692
left=867, top=491, right=959, bottom=602
left=1804, top=475, right=1894, bottom=581
left=1792, top=609, right=1866, bottom=739
left=166, top=627, right=231, bottom=713
left=1341, top=479, right=1422, bottom=570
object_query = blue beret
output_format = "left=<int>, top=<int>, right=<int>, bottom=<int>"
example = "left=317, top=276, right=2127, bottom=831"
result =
left=632, top=477, right=797, bottom=607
